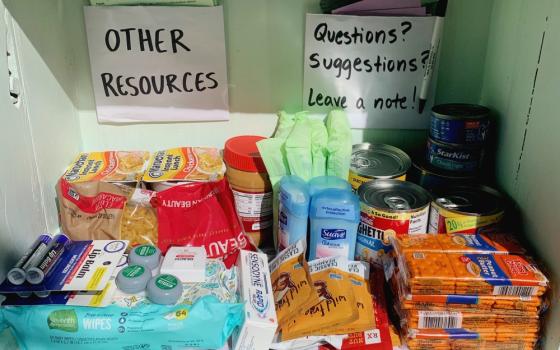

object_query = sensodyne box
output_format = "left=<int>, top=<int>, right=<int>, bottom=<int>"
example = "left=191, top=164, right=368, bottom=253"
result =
left=233, top=250, right=278, bottom=350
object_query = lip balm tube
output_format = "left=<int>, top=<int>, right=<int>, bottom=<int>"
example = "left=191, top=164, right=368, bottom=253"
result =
left=146, top=274, right=183, bottom=305
left=33, top=290, right=50, bottom=298
left=129, top=245, right=161, bottom=271
left=26, top=234, right=70, bottom=285
left=7, top=234, right=52, bottom=285
left=116, top=264, right=151, bottom=294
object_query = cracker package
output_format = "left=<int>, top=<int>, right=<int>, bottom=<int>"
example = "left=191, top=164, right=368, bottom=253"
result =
left=143, top=147, right=225, bottom=183
left=281, top=256, right=358, bottom=341
left=62, top=151, right=149, bottom=183
left=57, top=178, right=128, bottom=240
left=270, top=240, right=314, bottom=327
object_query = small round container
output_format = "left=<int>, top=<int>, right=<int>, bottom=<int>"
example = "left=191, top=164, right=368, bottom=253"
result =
left=146, top=274, right=183, bottom=305
left=431, top=103, right=490, bottom=145
left=116, top=264, right=151, bottom=294
left=128, top=245, right=161, bottom=271
left=308, top=176, right=352, bottom=197
left=16, top=292, right=32, bottom=298
left=224, top=135, right=273, bottom=248
left=33, top=291, right=50, bottom=298
left=426, top=138, right=484, bottom=173
left=349, top=143, right=411, bottom=192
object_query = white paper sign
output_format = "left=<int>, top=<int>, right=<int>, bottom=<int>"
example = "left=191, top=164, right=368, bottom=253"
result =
left=84, top=6, right=229, bottom=123
left=304, top=14, right=436, bottom=129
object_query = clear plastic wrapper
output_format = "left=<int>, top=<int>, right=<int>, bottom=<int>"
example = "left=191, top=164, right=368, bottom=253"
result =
left=396, top=251, right=548, bottom=296
left=391, top=233, right=526, bottom=256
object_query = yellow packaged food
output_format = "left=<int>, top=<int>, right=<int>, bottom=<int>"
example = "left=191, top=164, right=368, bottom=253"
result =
left=62, top=151, right=149, bottom=183
left=328, top=261, right=375, bottom=335
left=120, top=188, right=158, bottom=249
left=270, top=240, right=314, bottom=327
left=281, top=256, right=358, bottom=341
left=143, top=147, right=225, bottom=183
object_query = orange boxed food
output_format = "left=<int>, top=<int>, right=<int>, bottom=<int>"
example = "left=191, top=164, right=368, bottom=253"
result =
left=62, top=151, right=149, bottom=183
left=397, top=252, right=549, bottom=297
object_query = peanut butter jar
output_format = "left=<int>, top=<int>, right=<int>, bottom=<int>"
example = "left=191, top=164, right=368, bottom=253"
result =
left=224, top=135, right=273, bottom=248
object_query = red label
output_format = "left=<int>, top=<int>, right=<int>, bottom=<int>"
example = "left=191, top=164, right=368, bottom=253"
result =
left=60, top=178, right=127, bottom=214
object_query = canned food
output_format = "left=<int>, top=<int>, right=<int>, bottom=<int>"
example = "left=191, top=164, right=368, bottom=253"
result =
left=431, top=103, right=490, bottom=145
left=349, top=143, right=411, bottom=192
left=426, top=138, right=484, bottom=172
left=428, top=185, right=505, bottom=234
left=408, top=156, right=478, bottom=191
left=356, top=180, right=432, bottom=266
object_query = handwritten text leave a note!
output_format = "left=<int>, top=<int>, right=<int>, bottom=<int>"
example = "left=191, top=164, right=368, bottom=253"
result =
left=85, top=6, right=229, bottom=123
left=304, top=14, right=436, bottom=129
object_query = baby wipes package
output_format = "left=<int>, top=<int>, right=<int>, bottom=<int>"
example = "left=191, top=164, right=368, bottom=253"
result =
left=270, top=240, right=314, bottom=327
left=1, top=296, right=243, bottom=349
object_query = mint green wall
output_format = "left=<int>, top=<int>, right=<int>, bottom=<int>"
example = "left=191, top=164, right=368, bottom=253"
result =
left=480, top=1, right=560, bottom=348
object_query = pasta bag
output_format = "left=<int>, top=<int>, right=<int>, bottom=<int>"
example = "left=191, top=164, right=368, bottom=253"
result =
left=270, top=240, right=314, bottom=327
left=120, top=187, right=158, bottom=249
left=281, top=256, right=358, bottom=341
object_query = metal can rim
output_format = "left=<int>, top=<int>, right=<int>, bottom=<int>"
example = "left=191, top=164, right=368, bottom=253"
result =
left=432, top=103, right=490, bottom=121
left=431, top=185, right=505, bottom=216
left=351, top=143, right=411, bottom=178
left=358, top=179, right=432, bottom=213
left=427, top=137, right=485, bottom=151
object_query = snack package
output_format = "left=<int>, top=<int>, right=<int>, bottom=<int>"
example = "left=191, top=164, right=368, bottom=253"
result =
left=270, top=240, right=314, bottom=326
left=397, top=252, right=549, bottom=296
left=281, top=256, right=358, bottom=341
left=57, top=178, right=128, bottom=240
left=392, top=233, right=526, bottom=255
left=120, top=187, right=158, bottom=248
left=62, top=151, right=149, bottom=183
left=0, top=296, right=243, bottom=350
left=143, top=147, right=225, bottom=183
left=154, top=179, right=252, bottom=268
left=326, top=261, right=375, bottom=335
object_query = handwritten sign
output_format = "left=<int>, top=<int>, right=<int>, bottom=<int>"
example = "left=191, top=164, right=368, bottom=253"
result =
left=304, top=14, right=436, bottom=129
left=84, top=6, right=229, bottom=123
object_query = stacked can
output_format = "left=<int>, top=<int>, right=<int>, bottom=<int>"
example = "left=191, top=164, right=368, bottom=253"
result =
left=426, top=103, right=490, bottom=174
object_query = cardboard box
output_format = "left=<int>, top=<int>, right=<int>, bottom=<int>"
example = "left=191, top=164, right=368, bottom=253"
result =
left=233, top=250, right=278, bottom=350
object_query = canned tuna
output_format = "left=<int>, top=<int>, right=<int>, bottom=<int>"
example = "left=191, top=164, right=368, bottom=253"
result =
left=430, top=103, right=490, bottom=145
left=426, top=138, right=484, bottom=173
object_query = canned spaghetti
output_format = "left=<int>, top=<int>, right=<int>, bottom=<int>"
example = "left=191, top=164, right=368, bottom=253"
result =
left=349, top=143, right=411, bottom=192
left=430, top=103, right=490, bottom=145
left=356, top=180, right=431, bottom=266
left=428, top=185, right=505, bottom=234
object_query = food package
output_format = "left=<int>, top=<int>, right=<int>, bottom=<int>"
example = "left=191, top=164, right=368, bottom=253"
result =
left=57, top=178, right=129, bottom=240
left=0, top=296, right=243, bottom=350
left=143, top=147, right=225, bottom=184
left=396, top=251, right=549, bottom=296
left=270, top=240, right=314, bottom=327
left=154, top=178, right=253, bottom=268
left=392, top=233, right=526, bottom=255
left=281, top=256, right=358, bottom=341
left=62, top=151, right=149, bottom=183
left=120, top=187, right=158, bottom=248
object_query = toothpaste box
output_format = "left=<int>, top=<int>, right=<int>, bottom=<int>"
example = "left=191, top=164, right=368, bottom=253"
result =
left=233, top=250, right=278, bottom=350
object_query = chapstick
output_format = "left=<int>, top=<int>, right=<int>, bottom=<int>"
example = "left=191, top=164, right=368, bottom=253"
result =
left=7, top=235, right=52, bottom=285
left=26, top=234, right=70, bottom=285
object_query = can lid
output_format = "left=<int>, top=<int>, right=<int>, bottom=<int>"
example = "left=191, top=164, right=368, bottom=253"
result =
left=432, top=103, right=490, bottom=120
left=224, top=135, right=267, bottom=173
left=350, top=144, right=411, bottom=178
left=432, top=185, right=505, bottom=216
left=358, top=179, right=432, bottom=211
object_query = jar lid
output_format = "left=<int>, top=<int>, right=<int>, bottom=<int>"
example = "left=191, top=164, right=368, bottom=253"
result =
left=224, top=135, right=267, bottom=173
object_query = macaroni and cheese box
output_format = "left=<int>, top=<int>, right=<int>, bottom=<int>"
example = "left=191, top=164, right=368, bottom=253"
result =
left=143, top=147, right=225, bottom=182
left=62, top=151, right=149, bottom=183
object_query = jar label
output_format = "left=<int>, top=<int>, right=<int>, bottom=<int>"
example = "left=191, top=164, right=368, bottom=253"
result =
left=135, top=245, right=157, bottom=257
left=155, top=274, right=179, bottom=290
left=231, top=189, right=273, bottom=233
left=122, top=265, right=145, bottom=278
